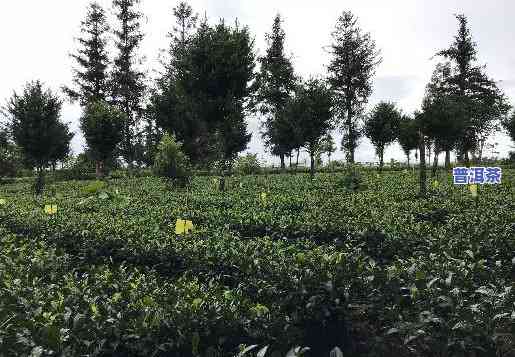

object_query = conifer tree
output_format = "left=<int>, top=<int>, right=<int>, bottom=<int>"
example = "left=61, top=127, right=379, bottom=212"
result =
left=256, top=14, right=296, bottom=170
left=436, top=14, right=510, bottom=164
left=64, top=2, right=111, bottom=105
left=149, top=2, right=203, bottom=164
left=111, top=0, right=146, bottom=168
left=328, top=11, right=381, bottom=164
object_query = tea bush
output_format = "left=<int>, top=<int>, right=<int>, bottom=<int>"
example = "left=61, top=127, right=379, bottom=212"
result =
left=153, top=133, right=192, bottom=187
left=0, top=170, right=514, bottom=356
left=234, top=154, right=262, bottom=175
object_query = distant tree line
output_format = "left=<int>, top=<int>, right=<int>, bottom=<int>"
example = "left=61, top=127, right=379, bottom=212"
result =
left=1, top=1, right=515, bottom=191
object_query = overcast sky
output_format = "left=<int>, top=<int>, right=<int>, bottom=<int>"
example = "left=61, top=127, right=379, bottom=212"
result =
left=1, top=0, right=514, bottom=165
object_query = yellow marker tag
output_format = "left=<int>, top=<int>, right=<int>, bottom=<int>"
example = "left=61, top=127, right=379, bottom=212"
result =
left=0, top=198, right=6, bottom=206
left=432, top=180, right=439, bottom=188
left=185, top=220, right=194, bottom=232
left=44, top=204, right=58, bottom=215
left=260, top=192, right=267, bottom=204
left=175, top=219, right=194, bottom=235
left=469, top=184, right=478, bottom=197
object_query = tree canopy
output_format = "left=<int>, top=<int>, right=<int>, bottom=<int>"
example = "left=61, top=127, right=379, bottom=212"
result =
left=286, top=78, right=334, bottom=177
left=6, top=81, right=73, bottom=171
left=364, top=101, right=401, bottom=171
left=397, top=114, right=419, bottom=167
left=80, top=100, right=126, bottom=178
left=151, top=17, right=256, bottom=169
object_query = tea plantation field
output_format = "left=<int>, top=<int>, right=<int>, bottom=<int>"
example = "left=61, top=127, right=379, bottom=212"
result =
left=0, top=170, right=514, bottom=356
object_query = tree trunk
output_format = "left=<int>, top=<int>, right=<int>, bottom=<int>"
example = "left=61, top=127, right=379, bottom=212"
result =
left=349, top=150, right=355, bottom=164
left=419, top=131, right=427, bottom=197
left=218, top=160, right=228, bottom=192
left=280, top=154, right=285, bottom=171
left=95, top=161, right=104, bottom=179
left=445, top=150, right=451, bottom=169
left=464, top=151, right=470, bottom=167
left=35, top=167, right=45, bottom=196
left=310, top=152, right=315, bottom=179
left=346, top=104, right=355, bottom=164
left=295, top=149, right=300, bottom=173
left=407, top=153, right=410, bottom=168
left=478, top=138, right=485, bottom=163
left=219, top=176, right=225, bottom=192
left=378, top=147, right=384, bottom=173
left=432, top=149, right=439, bottom=177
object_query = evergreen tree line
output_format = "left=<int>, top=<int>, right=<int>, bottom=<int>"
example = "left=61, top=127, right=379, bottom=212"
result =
left=1, top=1, right=515, bottom=185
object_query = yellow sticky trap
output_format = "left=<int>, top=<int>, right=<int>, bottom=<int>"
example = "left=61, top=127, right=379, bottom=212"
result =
left=175, top=219, right=194, bottom=235
left=0, top=198, right=6, bottom=206
left=432, top=180, right=439, bottom=188
left=260, top=192, right=267, bottom=204
left=469, top=184, right=478, bottom=197
left=44, top=204, right=58, bottom=215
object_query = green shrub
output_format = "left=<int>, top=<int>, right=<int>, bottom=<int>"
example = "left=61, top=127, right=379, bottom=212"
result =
left=234, top=153, right=262, bottom=175
left=61, top=153, right=95, bottom=180
left=324, top=160, right=346, bottom=171
left=0, top=149, right=23, bottom=178
left=153, top=133, right=192, bottom=186
left=336, top=166, right=367, bottom=192
left=82, top=180, right=107, bottom=195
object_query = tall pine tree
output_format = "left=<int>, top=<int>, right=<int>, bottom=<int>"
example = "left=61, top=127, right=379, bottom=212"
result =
left=255, top=14, right=296, bottom=170
left=436, top=14, right=510, bottom=164
left=168, top=1, right=197, bottom=70
left=64, top=2, right=111, bottom=106
left=111, top=0, right=146, bottom=168
left=149, top=2, right=204, bottom=164
left=328, top=11, right=381, bottom=164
